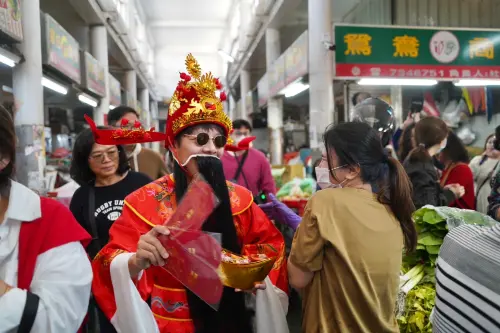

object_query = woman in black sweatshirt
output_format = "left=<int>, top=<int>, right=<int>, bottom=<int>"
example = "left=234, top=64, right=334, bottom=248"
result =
left=403, top=117, right=464, bottom=209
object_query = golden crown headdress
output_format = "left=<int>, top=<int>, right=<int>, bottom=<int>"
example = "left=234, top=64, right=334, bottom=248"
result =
left=166, top=54, right=232, bottom=147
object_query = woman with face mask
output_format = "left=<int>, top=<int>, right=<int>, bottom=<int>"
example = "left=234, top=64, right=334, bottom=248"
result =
left=470, top=134, right=500, bottom=214
left=438, top=131, right=475, bottom=210
left=404, top=117, right=464, bottom=209
left=285, top=121, right=416, bottom=333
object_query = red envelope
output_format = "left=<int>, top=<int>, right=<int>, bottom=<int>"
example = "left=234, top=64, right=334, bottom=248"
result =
left=158, top=176, right=224, bottom=309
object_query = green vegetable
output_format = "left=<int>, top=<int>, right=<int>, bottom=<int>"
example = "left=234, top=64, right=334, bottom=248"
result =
left=398, top=206, right=498, bottom=332
left=425, top=245, right=441, bottom=255
left=417, top=232, right=444, bottom=246
left=400, top=264, right=424, bottom=288
left=402, top=270, right=425, bottom=294
left=397, top=283, right=435, bottom=333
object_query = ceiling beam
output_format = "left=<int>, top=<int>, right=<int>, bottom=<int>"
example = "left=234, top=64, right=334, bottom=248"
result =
left=149, top=20, right=226, bottom=28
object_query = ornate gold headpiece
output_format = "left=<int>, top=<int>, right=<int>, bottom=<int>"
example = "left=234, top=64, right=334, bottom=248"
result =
left=166, top=54, right=231, bottom=147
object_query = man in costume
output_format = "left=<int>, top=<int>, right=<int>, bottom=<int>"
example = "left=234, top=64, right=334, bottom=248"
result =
left=91, top=54, right=289, bottom=333
left=0, top=105, right=92, bottom=332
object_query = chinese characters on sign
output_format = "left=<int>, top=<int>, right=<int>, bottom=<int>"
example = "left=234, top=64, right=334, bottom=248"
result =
left=43, top=14, right=81, bottom=84
left=335, top=25, right=500, bottom=80
left=83, top=52, right=106, bottom=97
left=469, top=37, right=494, bottom=59
left=393, top=35, right=419, bottom=58
left=344, top=34, right=372, bottom=56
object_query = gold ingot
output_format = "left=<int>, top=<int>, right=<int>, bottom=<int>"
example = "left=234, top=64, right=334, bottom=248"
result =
left=217, top=250, right=277, bottom=290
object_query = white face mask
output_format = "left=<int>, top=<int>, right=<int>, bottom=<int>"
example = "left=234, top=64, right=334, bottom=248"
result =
left=232, top=135, right=245, bottom=144
left=437, top=139, right=447, bottom=154
left=315, top=167, right=344, bottom=189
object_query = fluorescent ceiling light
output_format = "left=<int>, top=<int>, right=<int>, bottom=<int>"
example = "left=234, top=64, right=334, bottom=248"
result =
left=455, top=79, right=500, bottom=86
left=279, top=79, right=310, bottom=98
left=218, top=49, right=234, bottom=63
left=0, top=54, right=15, bottom=67
left=109, top=105, right=117, bottom=110
left=0, top=48, right=21, bottom=67
left=2, top=85, right=12, bottom=93
left=78, top=93, right=98, bottom=107
left=357, top=78, right=438, bottom=86
left=42, top=76, right=68, bottom=95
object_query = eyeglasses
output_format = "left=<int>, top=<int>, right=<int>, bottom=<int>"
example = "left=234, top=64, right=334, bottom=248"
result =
left=89, top=149, right=119, bottom=163
left=184, top=133, right=227, bottom=149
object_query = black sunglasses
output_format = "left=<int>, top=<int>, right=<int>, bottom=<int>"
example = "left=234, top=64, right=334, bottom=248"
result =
left=184, top=133, right=227, bottom=148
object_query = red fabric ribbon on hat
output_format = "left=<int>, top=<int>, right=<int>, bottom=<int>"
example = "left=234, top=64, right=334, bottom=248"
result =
left=224, top=136, right=256, bottom=152
left=84, top=114, right=167, bottom=145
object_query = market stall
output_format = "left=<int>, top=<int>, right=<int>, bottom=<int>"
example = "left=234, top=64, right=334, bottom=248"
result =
left=334, top=24, right=500, bottom=148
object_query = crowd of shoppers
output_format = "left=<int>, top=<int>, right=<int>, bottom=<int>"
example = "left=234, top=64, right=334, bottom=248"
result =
left=4, top=89, right=500, bottom=333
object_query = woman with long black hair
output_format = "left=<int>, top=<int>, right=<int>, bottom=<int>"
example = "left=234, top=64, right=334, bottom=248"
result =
left=404, top=117, right=464, bottom=209
left=287, top=121, right=417, bottom=333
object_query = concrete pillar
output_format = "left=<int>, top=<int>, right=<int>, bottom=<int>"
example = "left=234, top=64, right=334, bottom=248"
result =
left=265, top=28, right=283, bottom=165
left=390, top=85, right=403, bottom=126
left=139, top=89, right=150, bottom=126
left=139, top=88, right=150, bottom=148
left=90, top=25, right=109, bottom=126
left=239, top=70, right=250, bottom=120
left=308, top=0, right=334, bottom=149
left=125, top=70, right=137, bottom=105
left=150, top=101, right=161, bottom=153
left=12, top=0, right=44, bottom=190
left=229, top=94, right=236, bottom=120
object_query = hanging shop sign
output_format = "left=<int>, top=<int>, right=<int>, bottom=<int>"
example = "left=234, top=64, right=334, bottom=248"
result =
left=42, top=14, right=81, bottom=84
left=257, top=73, right=268, bottom=107
left=81, top=52, right=105, bottom=97
left=335, top=24, right=500, bottom=80
left=0, top=0, right=23, bottom=42
left=269, top=54, right=286, bottom=97
left=284, top=30, right=308, bottom=85
left=109, top=73, right=121, bottom=106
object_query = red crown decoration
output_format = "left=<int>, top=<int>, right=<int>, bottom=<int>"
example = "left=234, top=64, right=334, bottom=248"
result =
left=84, top=114, right=167, bottom=145
left=166, top=53, right=231, bottom=148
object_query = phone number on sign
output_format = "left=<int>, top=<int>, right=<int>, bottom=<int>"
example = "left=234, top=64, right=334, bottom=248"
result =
left=336, top=64, right=500, bottom=79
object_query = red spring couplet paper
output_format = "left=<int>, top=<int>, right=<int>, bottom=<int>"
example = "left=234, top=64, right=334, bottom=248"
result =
left=157, top=176, right=223, bottom=309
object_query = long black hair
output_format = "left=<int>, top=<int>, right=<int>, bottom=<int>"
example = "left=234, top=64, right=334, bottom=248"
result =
left=324, top=122, right=417, bottom=252
left=398, top=122, right=416, bottom=162
left=70, top=128, right=130, bottom=186
left=0, top=105, right=15, bottom=195
left=440, top=130, right=469, bottom=164
left=173, top=124, right=253, bottom=333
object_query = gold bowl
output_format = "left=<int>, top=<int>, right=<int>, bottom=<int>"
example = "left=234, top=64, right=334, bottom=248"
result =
left=218, top=250, right=277, bottom=290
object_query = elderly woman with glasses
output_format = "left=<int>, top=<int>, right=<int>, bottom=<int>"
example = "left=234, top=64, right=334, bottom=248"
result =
left=69, top=127, right=151, bottom=333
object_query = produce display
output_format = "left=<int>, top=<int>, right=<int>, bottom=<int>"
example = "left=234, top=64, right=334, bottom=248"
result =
left=276, top=178, right=316, bottom=200
left=271, top=168, right=286, bottom=189
left=397, top=206, right=498, bottom=332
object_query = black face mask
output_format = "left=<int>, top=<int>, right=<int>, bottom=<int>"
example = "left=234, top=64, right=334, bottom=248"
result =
left=433, top=156, right=445, bottom=171
left=494, top=138, right=500, bottom=151
left=0, top=161, right=12, bottom=197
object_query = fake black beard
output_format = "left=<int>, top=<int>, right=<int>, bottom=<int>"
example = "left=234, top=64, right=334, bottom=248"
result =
left=173, top=156, right=253, bottom=333
left=0, top=167, right=12, bottom=197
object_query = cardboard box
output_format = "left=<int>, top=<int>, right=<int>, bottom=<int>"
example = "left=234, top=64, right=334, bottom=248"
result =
left=272, top=164, right=305, bottom=185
